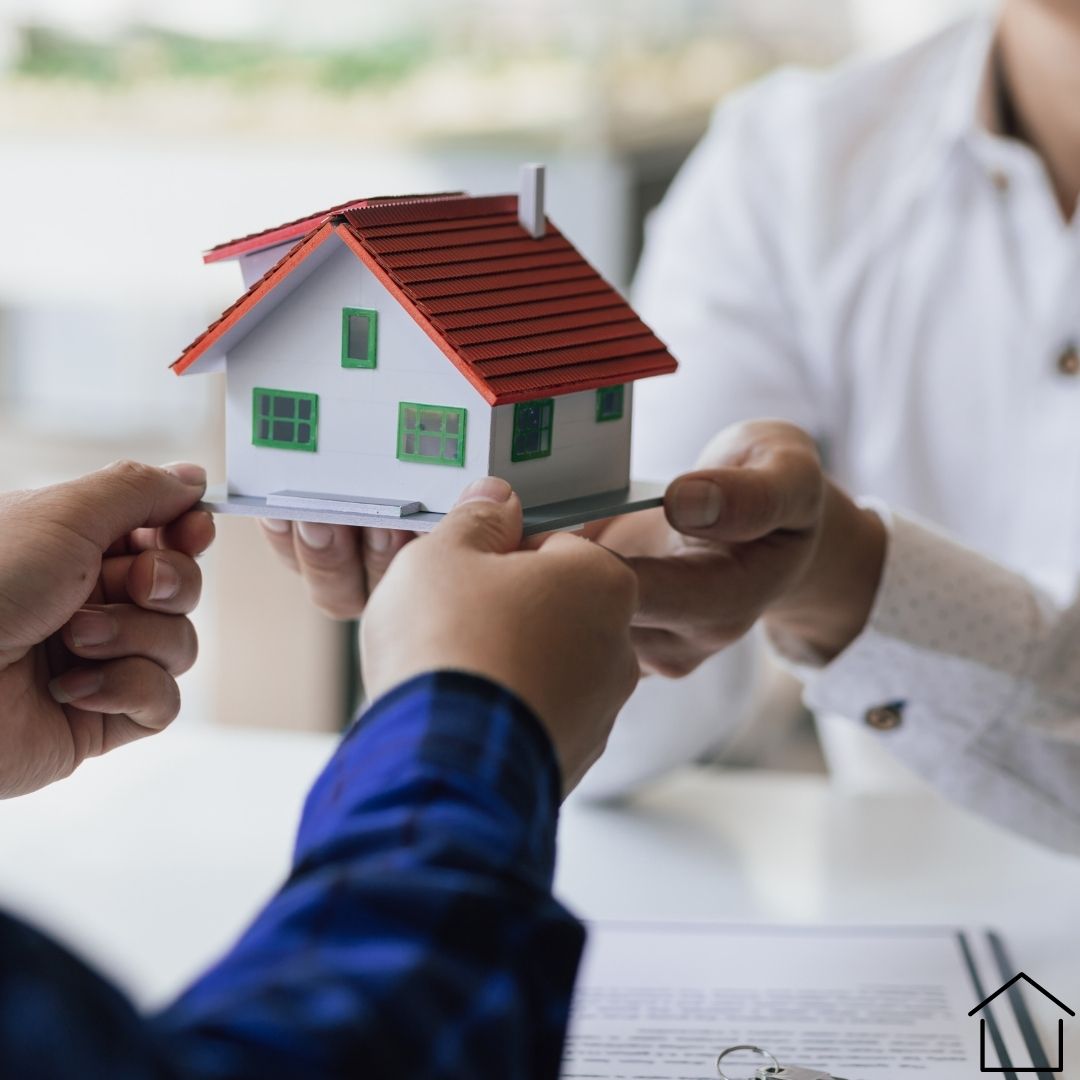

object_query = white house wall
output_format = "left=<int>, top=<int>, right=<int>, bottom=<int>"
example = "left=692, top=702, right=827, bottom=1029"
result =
left=224, top=237, right=492, bottom=513
left=489, top=383, right=633, bottom=507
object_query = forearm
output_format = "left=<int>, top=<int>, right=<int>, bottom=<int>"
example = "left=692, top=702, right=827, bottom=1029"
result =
left=154, top=672, right=584, bottom=1079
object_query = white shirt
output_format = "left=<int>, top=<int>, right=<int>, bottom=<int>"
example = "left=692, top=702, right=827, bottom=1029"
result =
left=583, top=15, right=1080, bottom=852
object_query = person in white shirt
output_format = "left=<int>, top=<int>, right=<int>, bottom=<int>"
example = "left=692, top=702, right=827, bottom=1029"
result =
left=633, top=0, right=1080, bottom=584
left=586, top=0, right=1080, bottom=843
left=596, top=417, right=1080, bottom=856
left=261, top=0, right=1080, bottom=853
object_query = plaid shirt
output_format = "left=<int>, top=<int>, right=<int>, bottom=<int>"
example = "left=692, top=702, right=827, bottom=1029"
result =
left=0, top=672, right=584, bottom=1079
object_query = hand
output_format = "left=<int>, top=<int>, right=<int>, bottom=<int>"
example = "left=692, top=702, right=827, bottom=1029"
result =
left=596, top=420, right=886, bottom=677
left=361, top=478, right=640, bottom=794
left=259, top=519, right=415, bottom=620
left=0, top=461, right=213, bottom=797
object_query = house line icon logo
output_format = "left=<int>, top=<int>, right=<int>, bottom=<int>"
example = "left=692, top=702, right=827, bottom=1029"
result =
left=968, top=972, right=1074, bottom=1073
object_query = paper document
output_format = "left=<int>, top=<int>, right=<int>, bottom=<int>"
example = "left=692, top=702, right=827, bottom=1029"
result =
left=562, top=923, right=1058, bottom=1079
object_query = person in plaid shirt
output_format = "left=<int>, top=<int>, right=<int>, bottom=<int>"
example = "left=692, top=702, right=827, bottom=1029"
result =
left=0, top=463, right=638, bottom=1080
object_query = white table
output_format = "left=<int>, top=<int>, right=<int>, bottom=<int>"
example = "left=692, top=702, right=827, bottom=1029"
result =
left=1, top=726, right=1078, bottom=1070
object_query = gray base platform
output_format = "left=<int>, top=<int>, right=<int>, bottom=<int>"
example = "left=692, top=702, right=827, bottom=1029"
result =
left=199, top=481, right=666, bottom=536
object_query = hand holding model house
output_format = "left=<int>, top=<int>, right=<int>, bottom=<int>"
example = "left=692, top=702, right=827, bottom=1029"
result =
left=0, top=461, right=211, bottom=797
left=362, top=475, right=640, bottom=794
left=594, top=420, right=888, bottom=677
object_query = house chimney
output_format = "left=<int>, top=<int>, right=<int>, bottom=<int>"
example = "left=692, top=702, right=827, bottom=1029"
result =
left=518, top=163, right=546, bottom=239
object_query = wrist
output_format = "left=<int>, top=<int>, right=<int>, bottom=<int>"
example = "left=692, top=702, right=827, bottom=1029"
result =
left=764, top=487, right=886, bottom=663
left=300, top=670, right=563, bottom=884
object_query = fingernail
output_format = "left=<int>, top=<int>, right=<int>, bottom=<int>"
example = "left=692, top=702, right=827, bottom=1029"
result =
left=670, top=478, right=723, bottom=530
left=69, top=609, right=117, bottom=647
left=150, top=556, right=182, bottom=601
left=457, top=477, right=512, bottom=505
left=161, top=462, right=207, bottom=487
left=260, top=517, right=291, bottom=534
left=49, top=668, right=104, bottom=704
left=297, top=522, right=334, bottom=550
left=366, top=528, right=391, bottom=553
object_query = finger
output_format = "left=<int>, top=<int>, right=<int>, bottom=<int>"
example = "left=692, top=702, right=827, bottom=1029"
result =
left=587, top=505, right=670, bottom=559
left=67, top=710, right=165, bottom=762
left=630, top=625, right=712, bottom=679
left=259, top=518, right=301, bottom=573
left=434, top=478, right=523, bottom=554
left=626, top=550, right=759, bottom=635
left=100, top=517, right=215, bottom=604
left=520, top=515, right=605, bottom=552
left=665, top=446, right=822, bottom=543
left=38, top=461, right=207, bottom=553
left=126, top=509, right=216, bottom=557
left=292, top=522, right=369, bottom=620
left=537, top=532, right=639, bottom=621
left=62, top=605, right=198, bottom=677
left=363, top=528, right=414, bottom=596
left=124, top=549, right=203, bottom=614
left=519, top=525, right=588, bottom=551
left=49, top=656, right=181, bottom=733
left=162, top=509, right=215, bottom=556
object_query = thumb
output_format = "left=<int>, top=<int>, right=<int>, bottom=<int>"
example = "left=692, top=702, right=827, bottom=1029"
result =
left=43, top=460, right=207, bottom=552
left=664, top=449, right=822, bottom=544
left=434, top=477, right=523, bottom=554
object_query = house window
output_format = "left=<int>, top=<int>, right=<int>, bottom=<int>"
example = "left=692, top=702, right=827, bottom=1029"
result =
left=252, top=388, right=318, bottom=452
left=511, top=398, right=554, bottom=462
left=397, top=402, right=467, bottom=467
left=596, top=384, right=625, bottom=422
left=341, top=307, right=378, bottom=369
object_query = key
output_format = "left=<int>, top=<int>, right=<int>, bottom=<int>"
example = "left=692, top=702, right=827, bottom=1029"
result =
left=766, top=1067, right=848, bottom=1080
left=716, top=1044, right=849, bottom=1080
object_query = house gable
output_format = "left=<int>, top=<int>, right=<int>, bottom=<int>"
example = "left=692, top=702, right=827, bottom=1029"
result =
left=222, top=240, right=493, bottom=512
left=174, top=223, right=342, bottom=378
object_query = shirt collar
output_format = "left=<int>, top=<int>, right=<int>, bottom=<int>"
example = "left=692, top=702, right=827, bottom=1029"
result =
left=936, top=15, right=1000, bottom=149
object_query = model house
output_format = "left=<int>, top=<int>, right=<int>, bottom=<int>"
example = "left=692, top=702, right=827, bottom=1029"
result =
left=173, top=166, right=678, bottom=529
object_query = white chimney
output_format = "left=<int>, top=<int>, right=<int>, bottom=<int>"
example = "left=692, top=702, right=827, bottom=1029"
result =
left=518, top=163, right=546, bottom=239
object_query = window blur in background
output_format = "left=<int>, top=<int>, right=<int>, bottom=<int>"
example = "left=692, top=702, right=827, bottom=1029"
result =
left=0, top=0, right=990, bottom=734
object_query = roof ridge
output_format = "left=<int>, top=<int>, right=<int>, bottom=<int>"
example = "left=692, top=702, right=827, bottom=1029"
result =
left=203, top=191, right=467, bottom=263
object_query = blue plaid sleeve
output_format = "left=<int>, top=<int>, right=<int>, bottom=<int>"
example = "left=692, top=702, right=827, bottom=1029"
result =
left=0, top=671, right=585, bottom=1080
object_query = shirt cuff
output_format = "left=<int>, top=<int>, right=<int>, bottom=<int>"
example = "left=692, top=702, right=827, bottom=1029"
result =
left=788, top=510, right=1046, bottom=747
left=294, top=671, right=563, bottom=887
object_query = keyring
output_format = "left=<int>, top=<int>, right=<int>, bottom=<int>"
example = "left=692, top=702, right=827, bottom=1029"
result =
left=716, top=1044, right=780, bottom=1079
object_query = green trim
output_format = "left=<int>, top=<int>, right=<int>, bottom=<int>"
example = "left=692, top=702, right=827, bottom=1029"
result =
left=341, top=307, right=378, bottom=369
left=252, top=387, right=319, bottom=452
left=511, top=398, right=555, bottom=462
left=397, top=402, right=467, bottom=467
left=595, top=384, right=625, bottom=422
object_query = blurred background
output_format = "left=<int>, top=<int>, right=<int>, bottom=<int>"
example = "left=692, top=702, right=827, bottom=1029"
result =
left=0, top=0, right=992, bottom=734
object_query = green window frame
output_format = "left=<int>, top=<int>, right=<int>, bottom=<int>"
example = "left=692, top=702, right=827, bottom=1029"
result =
left=252, top=387, right=319, bottom=452
left=511, top=398, right=555, bottom=462
left=596, top=384, right=625, bottom=422
left=397, top=402, right=467, bottom=467
left=341, top=307, right=378, bottom=369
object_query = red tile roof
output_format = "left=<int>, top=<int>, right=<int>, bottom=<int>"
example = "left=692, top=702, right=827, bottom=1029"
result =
left=174, top=193, right=677, bottom=405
